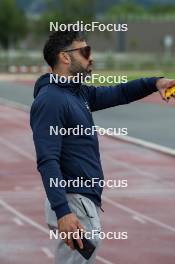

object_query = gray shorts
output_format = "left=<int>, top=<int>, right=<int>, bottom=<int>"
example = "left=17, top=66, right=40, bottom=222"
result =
left=45, top=193, right=102, bottom=264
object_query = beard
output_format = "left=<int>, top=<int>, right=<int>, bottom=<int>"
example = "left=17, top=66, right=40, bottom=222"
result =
left=69, top=55, right=92, bottom=81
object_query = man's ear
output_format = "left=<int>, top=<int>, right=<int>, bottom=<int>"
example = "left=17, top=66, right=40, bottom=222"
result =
left=58, top=52, right=71, bottom=65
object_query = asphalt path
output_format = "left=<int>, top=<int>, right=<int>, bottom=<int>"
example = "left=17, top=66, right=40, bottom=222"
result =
left=0, top=80, right=174, bottom=149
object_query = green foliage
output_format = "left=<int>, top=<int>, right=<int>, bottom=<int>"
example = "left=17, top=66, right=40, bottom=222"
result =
left=0, top=0, right=27, bottom=49
left=105, top=1, right=175, bottom=20
left=34, top=0, right=95, bottom=36
left=34, top=11, right=62, bottom=36
left=60, top=0, right=95, bottom=23
left=106, top=0, right=146, bottom=20
left=150, top=4, right=175, bottom=14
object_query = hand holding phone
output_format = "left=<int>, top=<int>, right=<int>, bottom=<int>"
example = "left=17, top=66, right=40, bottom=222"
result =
left=73, top=231, right=96, bottom=260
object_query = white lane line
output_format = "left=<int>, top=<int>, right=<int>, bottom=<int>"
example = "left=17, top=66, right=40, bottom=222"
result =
left=132, top=215, right=146, bottom=224
left=0, top=98, right=174, bottom=262
left=0, top=130, right=113, bottom=264
left=1, top=135, right=175, bottom=233
left=13, top=217, right=24, bottom=226
left=0, top=97, right=30, bottom=112
left=104, top=155, right=158, bottom=180
left=0, top=137, right=35, bottom=161
left=0, top=134, right=158, bottom=181
left=105, top=130, right=175, bottom=157
left=0, top=96, right=175, bottom=157
left=41, top=247, right=54, bottom=259
left=0, top=199, right=49, bottom=235
left=103, top=196, right=175, bottom=233
left=0, top=199, right=111, bottom=264
left=96, top=256, right=114, bottom=264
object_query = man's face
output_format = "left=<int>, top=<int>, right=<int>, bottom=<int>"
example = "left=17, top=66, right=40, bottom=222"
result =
left=66, top=41, right=93, bottom=78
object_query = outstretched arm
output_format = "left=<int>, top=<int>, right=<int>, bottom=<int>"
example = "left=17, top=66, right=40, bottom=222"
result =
left=82, top=77, right=175, bottom=112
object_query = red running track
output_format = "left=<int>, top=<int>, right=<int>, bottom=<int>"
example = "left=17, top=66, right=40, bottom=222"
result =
left=0, top=103, right=175, bottom=264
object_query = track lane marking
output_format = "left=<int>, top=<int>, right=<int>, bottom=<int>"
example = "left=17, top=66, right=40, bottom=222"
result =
left=0, top=97, right=175, bottom=156
left=103, top=196, right=175, bottom=233
left=97, top=127, right=175, bottom=157
left=0, top=137, right=35, bottom=160
left=13, top=217, right=24, bottom=226
left=41, top=247, right=54, bottom=259
left=1, top=136, right=175, bottom=233
left=0, top=199, right=49, bottom=234
left=104, top=155, right=159, bottom=180
left=0, top=199, right=112, bottom=264
left=96, top=256, right=114, bottom=264
left=132, top=215, right=146, bottom=224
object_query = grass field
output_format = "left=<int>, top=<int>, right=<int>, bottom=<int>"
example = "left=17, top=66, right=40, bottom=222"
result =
left=0, top=70, right=174, bottom=84
left=88, top=70, right=175, bottom=86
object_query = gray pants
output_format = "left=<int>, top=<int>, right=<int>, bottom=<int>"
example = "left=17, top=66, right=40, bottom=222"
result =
left=45, top=194, right=102, bottom=264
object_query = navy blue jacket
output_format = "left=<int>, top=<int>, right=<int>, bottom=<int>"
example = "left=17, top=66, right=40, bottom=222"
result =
left=30, top=73, right=159, bottom=220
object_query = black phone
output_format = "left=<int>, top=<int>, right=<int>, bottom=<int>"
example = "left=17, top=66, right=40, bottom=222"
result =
left=73, top=234, right=96, bottom=260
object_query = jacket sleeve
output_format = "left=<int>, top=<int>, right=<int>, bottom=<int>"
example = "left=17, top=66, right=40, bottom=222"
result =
left=30, top=95, right=71, bottom=220
left=82, top=77, right=159, bottom=112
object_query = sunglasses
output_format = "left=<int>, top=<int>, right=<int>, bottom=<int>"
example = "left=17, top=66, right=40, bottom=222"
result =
left=62, top=45, right=91, bottom=60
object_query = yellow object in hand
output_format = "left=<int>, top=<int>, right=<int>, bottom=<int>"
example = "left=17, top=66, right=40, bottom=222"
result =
left=164, top=86, right=175, bottom=100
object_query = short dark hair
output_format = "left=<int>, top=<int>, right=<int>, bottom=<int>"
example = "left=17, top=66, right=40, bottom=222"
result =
left=43, top=29, right=86, bottom=69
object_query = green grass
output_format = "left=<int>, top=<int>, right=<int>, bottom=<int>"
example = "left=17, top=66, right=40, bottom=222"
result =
left=86, top=70, right=175, bottom=85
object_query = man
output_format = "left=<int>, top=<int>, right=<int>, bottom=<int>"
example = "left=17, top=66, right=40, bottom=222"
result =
left=30, top=29, right=175, bottom=264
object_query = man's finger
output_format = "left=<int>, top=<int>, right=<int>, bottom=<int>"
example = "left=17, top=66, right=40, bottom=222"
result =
left=165, top=81, right=175, bottom=90
left=168, top=80, right=175, bottom=87
left=72, top=226, right=84, bottom=249
left=66, top=237, right=75, bottom=250
left=61, top=231, right=74, bottom=250
left=77, top=222, right=85, bottom=232
left=158, top=89, right=168, bottom=102
left=73, top=234, right=84, bottom=249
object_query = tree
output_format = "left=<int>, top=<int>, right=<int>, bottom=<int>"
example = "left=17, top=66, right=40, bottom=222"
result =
left=0, top=0, right=27, bottom=50
left=34, top=0, right=95, bottom=36
left=60, top=0, right=95, bottom=23
left=150, top=4, right=175, bottom=15
left=105, top=0, right=146, bottom=20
